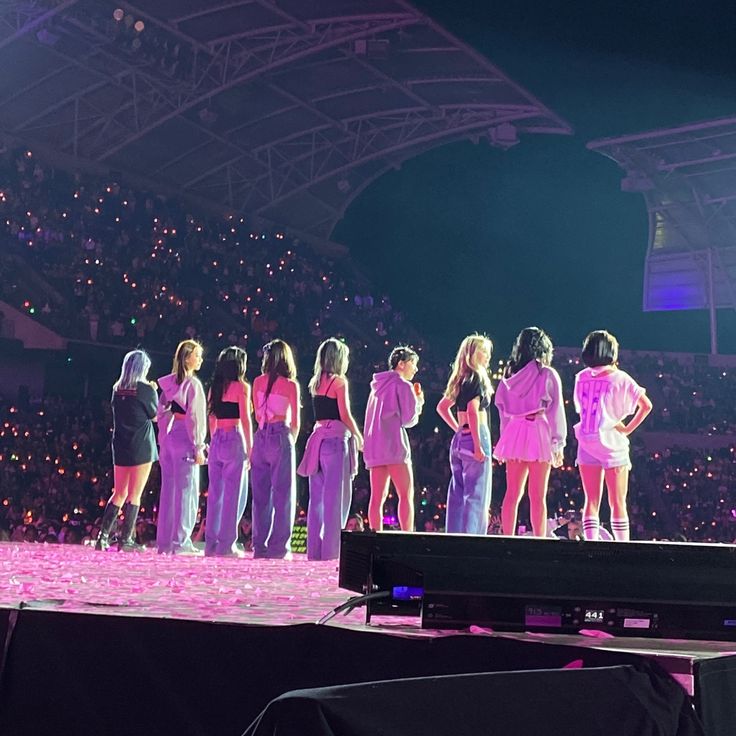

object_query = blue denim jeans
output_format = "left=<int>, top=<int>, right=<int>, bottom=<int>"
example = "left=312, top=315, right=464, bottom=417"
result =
left=250, top=423, right=296, bottom=558
left=205, top=428, right=248, bottom=556
left=157, top=421, right=200, bottom=553
left=445, top=424, right=492, bottom=535
left=307, top=435, right=351, bottom=561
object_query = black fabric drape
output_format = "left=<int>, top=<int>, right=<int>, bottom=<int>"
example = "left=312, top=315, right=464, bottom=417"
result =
left=244, top=665, right=704, bottom=736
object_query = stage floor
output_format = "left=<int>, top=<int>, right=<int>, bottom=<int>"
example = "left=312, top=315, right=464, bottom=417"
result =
left=1, top=542, right=735, bottom=735
left=0, top=542, right=371, bottom=627
left=1, top=541, right=736, bottom=664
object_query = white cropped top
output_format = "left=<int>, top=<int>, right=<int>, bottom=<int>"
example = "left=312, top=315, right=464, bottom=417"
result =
left=255, top=389, right=291, bottom=424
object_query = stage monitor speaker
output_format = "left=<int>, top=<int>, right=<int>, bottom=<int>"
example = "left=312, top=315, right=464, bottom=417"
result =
left=339, top=531, right=736, bottom=641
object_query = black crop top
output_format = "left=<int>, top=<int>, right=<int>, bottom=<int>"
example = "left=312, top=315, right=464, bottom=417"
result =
left=313, top=395, right=340, bottom=421
left=456, top=375, right=491, bottom=411
left=171, top=400, right=186, bottom=415
left=214, top=401, right=240, bottom=420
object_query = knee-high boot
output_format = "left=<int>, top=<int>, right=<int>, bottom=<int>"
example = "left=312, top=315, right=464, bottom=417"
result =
left=95, top=502, right=121, bottom=551
left=118, top=503, right=144, bottom=551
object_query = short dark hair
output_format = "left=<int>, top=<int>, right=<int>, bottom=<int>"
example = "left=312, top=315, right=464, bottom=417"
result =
left=388, top=345, right=418, bottom=370
left=581, top=330, right=618, bottom=368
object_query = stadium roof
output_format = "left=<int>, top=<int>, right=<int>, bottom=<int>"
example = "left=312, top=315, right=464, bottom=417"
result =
left=0, top=0, right=571, bottom=238
left=589, top=117, right=736, bottom=254
left=589, top=117, right=736, bottom=315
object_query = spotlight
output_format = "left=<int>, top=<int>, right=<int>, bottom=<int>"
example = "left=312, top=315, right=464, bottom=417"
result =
left=488, top=123, right=519, bottom=149
left=134, top=20, right=145, bottom=32
left=36, top=28, right=60, bottom=46
left=198, top=108, right=218, bottom=125
left=621, top=172, right=654, bottom=192
left=113, top=8, right=124, bottom=21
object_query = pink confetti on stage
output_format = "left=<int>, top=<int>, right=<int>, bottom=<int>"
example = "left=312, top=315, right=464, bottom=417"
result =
left=0, top=543, right=372, bottom=627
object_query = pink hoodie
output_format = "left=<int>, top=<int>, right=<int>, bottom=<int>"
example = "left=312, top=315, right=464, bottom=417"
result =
left=363, top=370, right=422, bottom=468
left=494, top=361, right=567, bottom=452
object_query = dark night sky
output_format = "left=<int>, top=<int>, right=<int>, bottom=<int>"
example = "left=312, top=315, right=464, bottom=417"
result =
left=333, top=0, right=736, bottom=358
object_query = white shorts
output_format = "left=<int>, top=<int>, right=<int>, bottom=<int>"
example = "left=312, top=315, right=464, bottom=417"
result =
left=576, top=440, right=631, bottom=470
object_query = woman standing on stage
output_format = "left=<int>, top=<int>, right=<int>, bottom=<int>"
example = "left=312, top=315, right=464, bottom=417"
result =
left=574, top=330, right=652, bottom=541
left=205, top=346, right=253, bottom=557
left=298, top=338, right=363, bottom=560
left=250, top=339, right=300, bottom=559
left=96, top=349, right=158, bottom=551
left=364, top=346, right=423, bottom=531
left=437, top=334, right=493, bottom=535
left=156, top=340, right=207, bottom=555
left=494, top=327, right=567, bottom=537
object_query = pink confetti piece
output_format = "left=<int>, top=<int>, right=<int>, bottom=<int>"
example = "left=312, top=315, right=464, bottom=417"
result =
left=578, top=629, right=615, bottom=639
left=468, top=625, right=495, bottom=635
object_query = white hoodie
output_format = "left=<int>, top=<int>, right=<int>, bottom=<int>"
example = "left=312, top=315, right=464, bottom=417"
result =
left=157, top=373, right=207, bottom=453
left=495, top=361, right=567, bottom=452
left=363, top=370, right=422, bottom=468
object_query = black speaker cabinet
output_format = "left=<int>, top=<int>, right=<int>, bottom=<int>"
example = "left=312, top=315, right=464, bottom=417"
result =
left=339, top=531, right=736, bottom=640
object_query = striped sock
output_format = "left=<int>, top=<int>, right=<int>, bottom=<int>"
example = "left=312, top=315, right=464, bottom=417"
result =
left=582, top=515, right=599, bottom=541
left=611, top=517, right=630, bottom=542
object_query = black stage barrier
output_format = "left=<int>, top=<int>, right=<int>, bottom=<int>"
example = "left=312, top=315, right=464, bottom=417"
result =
left=0, top=608, right=13, bottom=683
left=0, top=608, right=711, bottom=736
left=244, top=665, right=703, bottom=736
left=339, top=532, right=736, bottom=640
left=695, top=657, right=736, bottom=736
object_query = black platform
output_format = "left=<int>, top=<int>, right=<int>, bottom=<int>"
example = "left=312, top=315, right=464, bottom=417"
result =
left=0, top=610, right=720, bottom=736
left=2, top=532, right=736, bottom=735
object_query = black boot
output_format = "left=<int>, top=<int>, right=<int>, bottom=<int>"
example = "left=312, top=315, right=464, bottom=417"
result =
left=95, top=502, right=121, bottom=551
left=118, top=503, right=144, bottom=551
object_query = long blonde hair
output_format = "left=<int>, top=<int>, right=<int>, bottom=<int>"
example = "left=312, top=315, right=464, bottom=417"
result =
left=114, top=349, right=151, bottom=391
left=308, top=338, right=349, bottom=396
left=444, top=334, right=494, bottom=401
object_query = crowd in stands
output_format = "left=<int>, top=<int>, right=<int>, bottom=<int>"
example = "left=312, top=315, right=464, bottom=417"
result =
left=2, top=375, right=735, bottom=547
left=0, top=147, right=417, bottom=376
left=1, top=147, right=735, bottom=547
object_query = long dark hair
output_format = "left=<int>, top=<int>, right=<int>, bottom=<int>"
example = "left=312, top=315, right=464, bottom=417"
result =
left=261, top=339, right=296, bottom=399
left=505, top=327, right=553, bottom=377
left=209, top=347, right=247, bottom=415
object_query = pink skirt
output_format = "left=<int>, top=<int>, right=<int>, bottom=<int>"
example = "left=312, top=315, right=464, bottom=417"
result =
left=493, top=415, right=554, bottom=463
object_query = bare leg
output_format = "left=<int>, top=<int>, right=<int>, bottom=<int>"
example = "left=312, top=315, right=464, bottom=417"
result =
left=127, top=463, right=153, bottom=505
left=527, top=461, right=552, bottom=537
left=501, top=461, right=529, bottom=535
left=388, top=463, right=415, bottom=532
left=368, top=466, right=391, bottom=531
left=579, top=464, right=604, bottom=540
left=111, top=466, right=132, bottom=506
left=605, top=465, right=630, bottom=541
